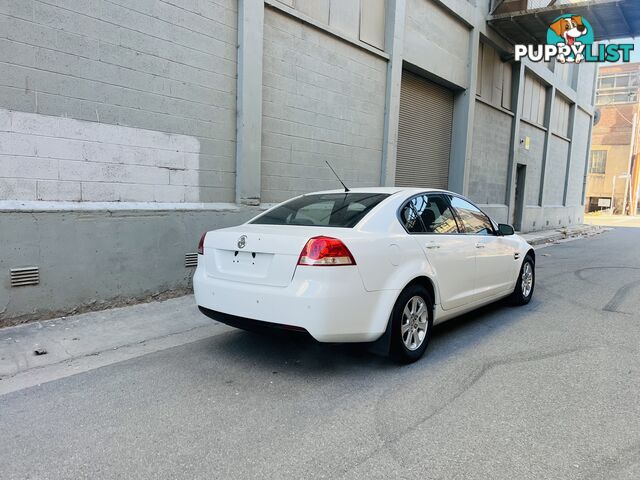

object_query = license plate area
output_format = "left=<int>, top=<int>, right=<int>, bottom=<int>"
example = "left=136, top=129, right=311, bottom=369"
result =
left=214, top=249, right=273, bottom=278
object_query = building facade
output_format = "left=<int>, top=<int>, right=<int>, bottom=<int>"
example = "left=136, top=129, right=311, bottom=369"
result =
left=0, top=0, right=596, bottom=323
left=586, top=63, right=640, bottom=215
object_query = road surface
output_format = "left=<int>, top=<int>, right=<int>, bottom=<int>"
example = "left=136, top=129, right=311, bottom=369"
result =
left=1, top=226, right=639, bottom=479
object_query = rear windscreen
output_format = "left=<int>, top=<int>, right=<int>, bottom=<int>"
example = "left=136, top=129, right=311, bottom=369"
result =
left=250, top=193, right=390, bottom=228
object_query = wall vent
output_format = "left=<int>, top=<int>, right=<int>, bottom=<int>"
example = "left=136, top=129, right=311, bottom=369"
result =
left=10, top=266, right=40, bottom=287
left=185, top=253, right=198, bottom=268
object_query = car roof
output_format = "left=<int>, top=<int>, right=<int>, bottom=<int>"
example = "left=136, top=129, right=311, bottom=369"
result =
left=305, top=187, right=454, bottom=196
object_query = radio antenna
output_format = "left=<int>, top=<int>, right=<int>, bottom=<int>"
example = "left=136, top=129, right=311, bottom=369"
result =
left=325, top=161, right=350, bottom=192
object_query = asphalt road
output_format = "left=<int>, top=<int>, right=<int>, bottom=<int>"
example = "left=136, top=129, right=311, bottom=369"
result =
left=2, top=226, right=640, bottom=479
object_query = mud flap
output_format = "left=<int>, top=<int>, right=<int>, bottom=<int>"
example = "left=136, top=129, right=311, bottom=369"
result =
left=366, top=314, right=393, bottom=356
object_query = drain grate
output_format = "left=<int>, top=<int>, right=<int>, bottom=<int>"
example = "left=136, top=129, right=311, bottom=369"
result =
left=185, top=253, right=198, bottom=268
left=10, top=266, right=40, bottom=287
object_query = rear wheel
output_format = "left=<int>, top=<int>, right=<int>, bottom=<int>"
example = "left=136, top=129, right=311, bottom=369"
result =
left=389, top=284, right=433, bottom=364
left=510, top=255, right=535, bottom=305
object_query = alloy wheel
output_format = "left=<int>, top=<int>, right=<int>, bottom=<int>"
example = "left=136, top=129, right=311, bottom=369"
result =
left=401, top=295, right=428, bottom=351
left=521, top=262, right=534, bottom=298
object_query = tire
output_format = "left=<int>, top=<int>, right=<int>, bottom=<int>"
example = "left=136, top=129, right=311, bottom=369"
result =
left=389, top=284, right=434, bottom=364
left=510, top=255, right=535, bottom=306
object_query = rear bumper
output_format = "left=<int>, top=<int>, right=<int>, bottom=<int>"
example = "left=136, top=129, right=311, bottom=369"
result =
left=198, top=306, right=310, bottom=336
left=193, top=265, right=398, bottom=343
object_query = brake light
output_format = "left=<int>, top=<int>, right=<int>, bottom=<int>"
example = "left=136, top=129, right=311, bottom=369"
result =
left=197, top=232, right=206, bottom=255
left=297, top=236, right=356, bottom=266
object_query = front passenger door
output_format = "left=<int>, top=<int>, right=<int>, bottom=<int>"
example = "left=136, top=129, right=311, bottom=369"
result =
left=400, top=194, right=477, bottom=310
left=447, top=196, right=517, bottom=300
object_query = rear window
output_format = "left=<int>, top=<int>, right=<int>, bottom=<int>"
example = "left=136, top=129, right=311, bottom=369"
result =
left=251, top=193, right=390, bottom=228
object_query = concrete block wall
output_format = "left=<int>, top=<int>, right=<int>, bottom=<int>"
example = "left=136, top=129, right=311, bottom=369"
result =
left=0, top=109, right=204, bottom=202
left=0, top=0, right=598, bottom=323
left=468, top=102, right=512, bottom=205
left=0, top=0, right=238, bottom=203
left=522, top=205, right=584, bottom=232
left=260, top=7, right=387, bottom=203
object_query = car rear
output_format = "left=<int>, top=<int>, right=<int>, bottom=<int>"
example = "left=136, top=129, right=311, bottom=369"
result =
left=193, top=192, right=398, bottom=342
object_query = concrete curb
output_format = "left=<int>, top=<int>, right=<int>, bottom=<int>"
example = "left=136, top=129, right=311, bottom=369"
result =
left=522, top=224, right=606, bottom=246
left=0, top=295, right=232, bottom=395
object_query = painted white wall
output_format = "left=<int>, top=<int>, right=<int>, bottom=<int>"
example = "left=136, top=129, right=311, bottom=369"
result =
left=0, top=108, right=204, bottom=202
left=0, top=0, right=238, bottom=203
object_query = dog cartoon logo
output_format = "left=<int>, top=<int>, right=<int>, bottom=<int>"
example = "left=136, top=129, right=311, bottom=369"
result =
left=547, top=14, right=594, bottom=64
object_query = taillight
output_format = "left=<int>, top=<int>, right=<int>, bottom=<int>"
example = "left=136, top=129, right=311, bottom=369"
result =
left=197, top=232, right=206, bottom=255
left=297, top=236, right=356, bottom=266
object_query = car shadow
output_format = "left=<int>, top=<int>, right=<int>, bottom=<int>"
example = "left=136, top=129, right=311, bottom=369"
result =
left=200, top=296, right=539, bottom=379
left=205, top=328, right=391, bottom=377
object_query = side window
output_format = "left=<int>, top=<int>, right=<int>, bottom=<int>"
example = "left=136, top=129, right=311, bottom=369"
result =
left=400, top=198, right=425, bottom=233
left=448, top=196, right=494, bottom=236
left=399, top=195, right=460, bottom=234
left=422, top=195, right=459, bottom=234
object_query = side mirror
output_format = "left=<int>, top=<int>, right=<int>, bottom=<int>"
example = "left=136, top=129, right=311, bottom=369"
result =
left=498, top=223, right=515, bottom=236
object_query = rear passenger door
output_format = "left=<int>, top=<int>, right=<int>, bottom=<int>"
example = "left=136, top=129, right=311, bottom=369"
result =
left=399, top=194, right=477, bottom=310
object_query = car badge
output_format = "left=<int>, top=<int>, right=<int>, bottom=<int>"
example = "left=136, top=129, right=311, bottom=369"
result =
left=237, top=235, right=247, bottom=249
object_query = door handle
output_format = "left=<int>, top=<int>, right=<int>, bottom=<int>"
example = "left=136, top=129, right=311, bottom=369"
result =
left=425, top=242, right=441, bottom=250
left=475, top=242, right=486, bottom=249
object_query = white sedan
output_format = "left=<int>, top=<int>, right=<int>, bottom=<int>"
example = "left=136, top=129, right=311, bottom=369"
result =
left=194, top=188, right=535, bottom=363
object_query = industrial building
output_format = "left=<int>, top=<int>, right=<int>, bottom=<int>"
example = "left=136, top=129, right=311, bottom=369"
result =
left=0, top=0, right=611, bottom=322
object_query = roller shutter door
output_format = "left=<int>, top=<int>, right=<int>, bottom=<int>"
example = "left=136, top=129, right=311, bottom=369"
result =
left=396, top=71, right=454, bottom=189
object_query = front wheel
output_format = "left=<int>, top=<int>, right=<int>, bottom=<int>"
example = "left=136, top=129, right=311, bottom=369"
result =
left=389, top=284, right=433, bottom=364
left=510, top=255, right=535, bottom=305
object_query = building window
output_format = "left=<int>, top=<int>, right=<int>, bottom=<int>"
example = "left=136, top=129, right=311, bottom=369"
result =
left=599, top=76, right=615, bottom=89
left=596, top=72, right=639, bottom=105
left=597, top=92, right=638, bottom=105
left=589, top=150, right=607, bottom=174
left=598, top=73, right=639, bottom=90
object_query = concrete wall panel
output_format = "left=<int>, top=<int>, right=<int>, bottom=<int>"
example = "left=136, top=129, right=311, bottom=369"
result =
left=576, top=63, right=597, bottom=104
left=0, top=206, right=259, bottom=325
left=0, top=0, right=238, bottom=203
left=403, top=0, right=469, bottom=88
left=521, top=205, right=584, bottom=232
left=261, top=8, right=386, bottom=203
left=468, top=101, right=512, bottom=205
left=0, top=109, right=230, bottom=203
left=328, top=0, right=360, bottom=39
left=545, top=135, right=570, bottom=206
left=359, top=0, right=386, bottom=50
left=295, top=0, right=330, bottom=23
